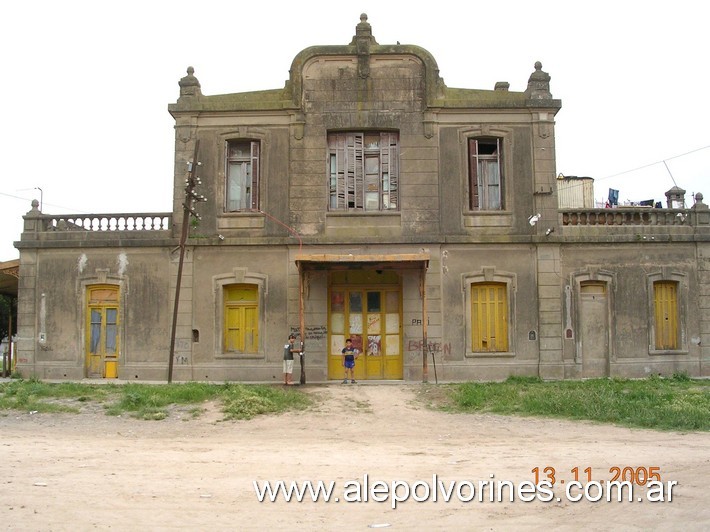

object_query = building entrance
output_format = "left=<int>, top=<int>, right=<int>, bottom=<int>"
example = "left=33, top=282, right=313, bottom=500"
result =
left=327, top=271, right=402, bottom=380
left=579, top=281, right=610, bottom=377
left=85, top=285, right=120, bottom=378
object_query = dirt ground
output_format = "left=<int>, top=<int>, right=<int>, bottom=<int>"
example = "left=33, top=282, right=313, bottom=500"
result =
left=1, top=383, right=708, bottom=531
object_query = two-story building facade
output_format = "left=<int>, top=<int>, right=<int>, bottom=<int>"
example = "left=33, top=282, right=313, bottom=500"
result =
left=14, top=15, right=710, bottom=382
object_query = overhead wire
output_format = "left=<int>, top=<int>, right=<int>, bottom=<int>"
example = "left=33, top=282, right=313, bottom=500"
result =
left=557, top=144, right=710, bottom=201
left=597, top=144, right=710, bottom=181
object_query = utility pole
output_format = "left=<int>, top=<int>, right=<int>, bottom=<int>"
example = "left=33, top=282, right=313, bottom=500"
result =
left=299, top=265, right=306, bottom=384
left=168, top=140, right=206, bottom=383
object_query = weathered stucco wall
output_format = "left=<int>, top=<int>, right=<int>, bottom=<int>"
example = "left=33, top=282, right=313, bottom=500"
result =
left=13, top=14, right=710, bottom=382
left=559, top=243, right=702, bottom=377
left=16, top=248, right=172, bottom=380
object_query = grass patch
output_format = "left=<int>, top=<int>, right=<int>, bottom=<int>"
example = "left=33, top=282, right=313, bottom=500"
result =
left=0, top=378, right=109, bottom=414
left=0, top=379, right=312, bottom=421
left=104, top=382, right=224, bottom=419
left=436, top=375, right=710, bottom=431
left=221, top=383, right=312, bottom=420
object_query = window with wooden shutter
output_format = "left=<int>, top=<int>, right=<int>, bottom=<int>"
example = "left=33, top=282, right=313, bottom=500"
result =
left=469, top=138, right=503, bottom=210
left=328, top=132, right=399, bottom=211
left=380, top=132, right=398, bottom=210
left=226, top=140, right=260, bottom=211
left=224, top=284, right=259, bottom=353
left=653, top=281, right=678, bottom=350
left=471, top=282, right=508, bottom=352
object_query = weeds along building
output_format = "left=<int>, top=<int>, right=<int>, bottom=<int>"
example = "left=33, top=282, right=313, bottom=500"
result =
left=14, top=15, right=710, bottom=382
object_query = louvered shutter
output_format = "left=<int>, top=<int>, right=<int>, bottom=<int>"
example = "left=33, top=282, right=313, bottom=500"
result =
left=328, top=134, right=346, bottom=209
left=250, top=141, right=260, bottom=210
left=469, top=139, right=479, bottom=209
left=382, top=132, right=399, bottom=210
left=345, top=133, right=364, bottom=209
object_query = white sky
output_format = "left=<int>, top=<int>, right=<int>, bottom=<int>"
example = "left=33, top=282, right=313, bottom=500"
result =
left=1, top=0, right=708, bottom=260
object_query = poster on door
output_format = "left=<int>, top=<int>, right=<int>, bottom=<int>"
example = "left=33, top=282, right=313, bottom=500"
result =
left=367, top=335, right=381, bottom=356
left=367, top=314, right=381, bottom=333
left=350, top=335, right=363, bottom=353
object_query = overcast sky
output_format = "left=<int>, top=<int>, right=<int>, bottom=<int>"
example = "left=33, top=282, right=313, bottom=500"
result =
left=1, top=0, right=708, bottom=260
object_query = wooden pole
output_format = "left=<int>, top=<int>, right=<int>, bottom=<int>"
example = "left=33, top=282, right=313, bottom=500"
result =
left=8, top=308, right=12, bottom=375
left=168, top=140, right=200, bottom=384
left=421, top=267, right=428, bottom=383
left=3, top=306, right=10, bottom=377
left=298, top=263, right=306, bottom=384
left=9, top=306, right=13, bottom=374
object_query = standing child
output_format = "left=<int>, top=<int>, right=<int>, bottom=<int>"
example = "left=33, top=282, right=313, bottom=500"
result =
left=341, top=338, right=359, bottom=384
left=283, top=333, right=301, bottom=385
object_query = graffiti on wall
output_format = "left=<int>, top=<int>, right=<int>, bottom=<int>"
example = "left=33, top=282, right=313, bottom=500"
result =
left=290, top=325, right=327, bottom=341
left=407, top=340, right=451, bottom=356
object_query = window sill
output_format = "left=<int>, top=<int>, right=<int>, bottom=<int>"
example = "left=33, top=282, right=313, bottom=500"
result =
left=463, top=211, right=513, bottom=228
left=648, top=349, right=688, bottom=356
left=465, top=351, right=516, bottom=358
left=327, top=211, right=401, bottom=219
left=216, top=353, right=264, bottom=360
left=217, top=213, right=265, bottom=230
left=326, top=211, right=402, bottom=233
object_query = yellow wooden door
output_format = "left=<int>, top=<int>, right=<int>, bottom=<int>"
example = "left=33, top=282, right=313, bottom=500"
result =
left=363, top=291, right=384, bottom=379
left=86, top=286, right=119, bottom=378
left=382, top=290, right=402, bottom=379
left=328, top=281, right=402, bottom=380
left=654, top=281, right=678, bottom=350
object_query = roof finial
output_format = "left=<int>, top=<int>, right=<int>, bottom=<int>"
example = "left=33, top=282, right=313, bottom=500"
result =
left=350, top=12, right=378, bottom=45
left=357, top=13, right=370, bottom=35
left=178, top=66, right=202, bottom=99
left=525, top=61, right=552, bottom=99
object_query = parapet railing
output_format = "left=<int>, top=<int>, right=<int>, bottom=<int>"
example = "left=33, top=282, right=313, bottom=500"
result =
left=37, top=213, right=173, bottom=232
left=561, top=208, right=699, bottom=226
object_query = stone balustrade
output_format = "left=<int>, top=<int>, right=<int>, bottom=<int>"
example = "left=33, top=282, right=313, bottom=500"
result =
left=561, top=208, right=705, bottom=227
left=39, top=213, right=172, bottom=232
left=17, top=205, right=176, bottom=250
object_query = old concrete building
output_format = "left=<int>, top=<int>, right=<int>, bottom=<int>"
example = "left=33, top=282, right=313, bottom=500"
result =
left=14, top=15, right=710, bottom=382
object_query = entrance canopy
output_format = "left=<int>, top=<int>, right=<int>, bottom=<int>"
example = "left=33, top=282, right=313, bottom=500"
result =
left=0, top=260, right=19, bottom=297
left=294, top=252, right=434, bottom=382
left=295, top=253, right=429, bottom=271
